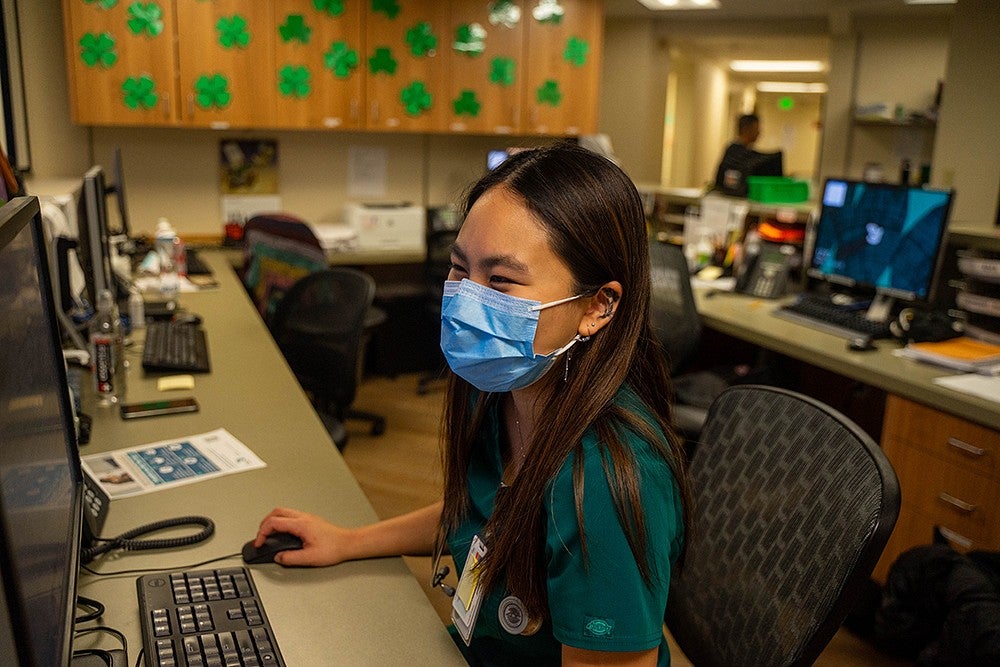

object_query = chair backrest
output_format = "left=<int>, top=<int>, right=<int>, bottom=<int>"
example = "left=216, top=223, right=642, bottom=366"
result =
left=269, top=268, right=376, bottom=411
left=242, top=213, right=327, bottom=323
left=666, top=385, right=900, bottom=667
left=649, top=239, right=701, bottom=373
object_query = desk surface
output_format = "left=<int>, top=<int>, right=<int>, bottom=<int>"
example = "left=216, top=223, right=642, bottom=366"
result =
left=695, top=290, right=1000, bottom=432
left=75, top=252, right=462, bottom=664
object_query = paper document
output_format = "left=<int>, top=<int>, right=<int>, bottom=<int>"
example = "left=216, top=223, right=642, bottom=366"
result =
left=933, top=374, right=1000, bottom=404
left=81, top=428, right=265, bottom=499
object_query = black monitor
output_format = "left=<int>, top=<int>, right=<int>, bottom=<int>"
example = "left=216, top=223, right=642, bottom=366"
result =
left=76, top=165, right=116, bottom=304
left=751, top=151, right=783, bottom=178
left=110, top=147, right=130, bottom=238
left=0, top=196, right=85, bottom=665
left=809, top=178, right=954, bottom=302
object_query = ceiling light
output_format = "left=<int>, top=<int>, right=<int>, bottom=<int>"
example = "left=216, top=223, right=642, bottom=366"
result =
left=756, top=82, right=829, bottom=94
left=730, top=60, right=825, bottom=73
left=635, top=0, right=720, bottom=10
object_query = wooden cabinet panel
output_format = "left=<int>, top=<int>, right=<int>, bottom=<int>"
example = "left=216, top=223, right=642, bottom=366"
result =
left=62, top=0, right=178, bottom=126
left=270, top=0, right=365, bottom=130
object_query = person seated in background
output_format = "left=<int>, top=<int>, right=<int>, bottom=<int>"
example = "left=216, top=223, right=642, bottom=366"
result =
left=714, top=113, right=781, bottom=197
left=252, top=143, right=692, bottom=666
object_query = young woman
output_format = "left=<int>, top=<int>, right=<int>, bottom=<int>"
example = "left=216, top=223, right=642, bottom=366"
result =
left=253, top=142, right=692, bottom=666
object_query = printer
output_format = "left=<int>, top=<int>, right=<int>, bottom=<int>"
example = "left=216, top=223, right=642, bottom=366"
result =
left=342, top=202, right=425, bottom=253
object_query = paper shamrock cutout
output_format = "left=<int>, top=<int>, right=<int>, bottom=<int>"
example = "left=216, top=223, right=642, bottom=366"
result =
left=194, top=74, right=232, bottom=109
left=122, top=74, right=158, bottom=110
left=372, top=0, right=401, bottom=20
left=80, top=32, right=117, bottom=68
left=313, top=0, right=345, bottom=17
left=454, top=23, right=486, bottom=57
left=564, top=36, right=588, bottom=66
left=217, top=15, right=251, bottom=49
left=84, top=0, right=119, bottom=10
left=536, top=79, right=561, bottom=106
left=401, top=81, right=432, bottom=116
left=489, top=57, right=516, bottom=87
left=453, top=90, right=481, bottom=117
left=126, top=2, right=163, bottom=37
left=406, top=22, right=438, bottom=57
left=368, top=47, right=397, bottom=75
left=533, top=0, right=564, bottom=25
left=489, top=1, right=521, bottom=29
left=279, top=14, right=311, bottom=44
left=325, top=41, right=359, bottom=78
left=278, top=65, right=311, bottom=98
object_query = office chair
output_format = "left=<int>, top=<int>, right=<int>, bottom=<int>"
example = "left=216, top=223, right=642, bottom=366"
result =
left=271, top=268, right=387, bottom=448
left=665, top=384, right=900, bottom=667
left=416, top=226, right=460, bottom=395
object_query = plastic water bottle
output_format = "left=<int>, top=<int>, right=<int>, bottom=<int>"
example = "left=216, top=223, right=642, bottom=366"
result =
left=128, top=287, right=145, bottom=330
left=90, top=289, right=126, bottom=406
left=155, top=218, right=180, bottom=298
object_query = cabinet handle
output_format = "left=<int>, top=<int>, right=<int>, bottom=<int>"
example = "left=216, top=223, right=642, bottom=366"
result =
left=162, top=93, right=170, bottom=119
left=947, top=437, right=985, bottom=457
left=187, top=93, right=195, bottom=119
left=371, top=101, right=379, bottom=123
left=350, top=99, right=359, bottom=122
left=938, top=492, right=977, bottom=514
left=937, top=525, right=973, bottom=549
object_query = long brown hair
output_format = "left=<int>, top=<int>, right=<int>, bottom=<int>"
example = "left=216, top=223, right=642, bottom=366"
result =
left=439, top=142, right=692, bottom=622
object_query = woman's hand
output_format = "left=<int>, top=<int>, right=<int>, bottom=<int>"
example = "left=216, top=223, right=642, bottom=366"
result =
left=253, top=507, right=357, bottom=567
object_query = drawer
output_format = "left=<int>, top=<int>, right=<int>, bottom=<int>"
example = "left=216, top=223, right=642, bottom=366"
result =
left=883, top=395, right=1000, bottom=480
left=889, top=441, right=1000, bottom=548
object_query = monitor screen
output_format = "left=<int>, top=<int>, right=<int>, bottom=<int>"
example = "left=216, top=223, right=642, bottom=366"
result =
left=808, top=179, right=954, bottom=301
left=76, top=166, right=115, bottom=304
left=0, top=196, right=85, bottom=666
left=751, top=151, right=783, bottom=178
left=110, top=147, right=130, bottom=238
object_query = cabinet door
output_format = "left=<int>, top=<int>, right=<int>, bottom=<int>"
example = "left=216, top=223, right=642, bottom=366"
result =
left=364, top=0, right=451, bottom=131
left=175, top=0, right=274, bottom=128
left=444, top=2, right=525, bottom=134
left=522, top=0, right=603, bottom=136
left=62, top=0, right=178, bottom=126
left=270, top=0, right=365, bottom=129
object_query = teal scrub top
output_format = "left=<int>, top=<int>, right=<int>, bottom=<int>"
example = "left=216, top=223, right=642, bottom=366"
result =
left=446, top=387, right=684, bottom=666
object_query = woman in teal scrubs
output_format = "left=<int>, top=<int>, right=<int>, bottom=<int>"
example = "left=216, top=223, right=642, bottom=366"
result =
left=253, top=142, right=692, bottom=666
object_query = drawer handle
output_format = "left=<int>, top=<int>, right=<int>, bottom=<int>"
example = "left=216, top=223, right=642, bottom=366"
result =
left=939, top=492, right=977, bottom=514
left=937, top=525, right=973, bottom=549
left=947, top=437, right=985, bottom=457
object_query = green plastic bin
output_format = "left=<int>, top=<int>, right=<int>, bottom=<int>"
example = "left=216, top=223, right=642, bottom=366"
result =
left=747, top=176, right=809, bottom=203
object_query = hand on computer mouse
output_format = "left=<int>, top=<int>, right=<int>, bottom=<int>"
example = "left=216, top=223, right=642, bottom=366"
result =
left=252, top=507, right=357, bottom=567
left=242, top=531, right=303, bottom=564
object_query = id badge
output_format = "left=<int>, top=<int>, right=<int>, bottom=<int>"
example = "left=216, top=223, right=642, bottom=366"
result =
left=451, top=534, right=487, bottom=646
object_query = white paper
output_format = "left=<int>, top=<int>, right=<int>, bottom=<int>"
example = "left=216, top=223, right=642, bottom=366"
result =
left=81, top=428, right=266, bottom=499
left=933, top=374, right=1000, bottom=404
left=348, top=146, right=387, bottom=198
left=221, top=194, right=283, bottom=226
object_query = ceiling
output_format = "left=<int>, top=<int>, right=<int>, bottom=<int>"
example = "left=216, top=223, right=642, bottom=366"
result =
left=605, top=0, right=955, bottom=21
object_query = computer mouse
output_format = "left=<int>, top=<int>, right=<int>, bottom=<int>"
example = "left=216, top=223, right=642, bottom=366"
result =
left=241, top=531, right=303, bottom=564
left=175, top=313, right=202, bottom=326
left=847, top=337, right=877, bottom=352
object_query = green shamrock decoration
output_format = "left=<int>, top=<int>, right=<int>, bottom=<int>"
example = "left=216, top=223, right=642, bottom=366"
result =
left=84, top=0, right=119, bottom=10
left=453, top=90, right=481, bottom=117
left=564, top=36, right=588, bottom=67
left=79, top=32, right=117, bottom=69
left=533, top=0, right=564, bottom=25
left=122, top=74, right=158, bottom=110
left=537, top=79, right=561, bottom=106
left=453, top=23, right=486, bottom=57
left=126, top=2, right=164, bottom=37
left=313, top=0, right=345, bottom=17
left=401, top=81, right=432, bottom=116
left=489, top=57, right=515, bottom=87
left=324, top=41, right=359, bottom=78
left=371, top=0, right=401, bottom=20
left=279, top=14, right=311, bottom=43
left=406, top=22, right=437, bottom=57
left=194, top=74, right=232, bottom=110
left=278, top=65, right=311, bottom=98
left=368, top=47, right=397, bottom=75
left=217, top=15, right=251, bottom=49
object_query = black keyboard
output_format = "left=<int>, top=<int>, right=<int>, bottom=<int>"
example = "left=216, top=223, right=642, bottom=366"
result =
left=184, top=248, right=213, bottom=276
left=773, top=293, right=893, bottom=340
left=137, top=567, right=285, bottom=667
left=142, top=321, right=211, bottom=373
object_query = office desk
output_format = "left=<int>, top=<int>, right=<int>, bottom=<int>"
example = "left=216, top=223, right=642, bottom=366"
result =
left=74, top=252, right=462, bottom=664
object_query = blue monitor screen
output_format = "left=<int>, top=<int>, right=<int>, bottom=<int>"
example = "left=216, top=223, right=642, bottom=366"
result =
left=808, top=179, right=954, bottom=301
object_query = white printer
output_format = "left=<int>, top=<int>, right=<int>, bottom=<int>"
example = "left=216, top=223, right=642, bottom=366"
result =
left=342, top=202, right=425, bottom=252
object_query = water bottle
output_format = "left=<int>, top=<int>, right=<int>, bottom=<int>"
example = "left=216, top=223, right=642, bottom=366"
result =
left=90, top=289, right=126, bottom=406
left=128, top=287, right=145, bottom=330
left=155, top=218, right=180, bottom=298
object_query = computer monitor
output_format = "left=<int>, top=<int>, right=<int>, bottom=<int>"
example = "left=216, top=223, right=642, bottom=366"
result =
left=0, top=196, right=85, bottom=665
left=809, top=178, right=954, bottom=302
left=751, top=151, right=783, bottom=178
left=110, top=147, right=130, bottom=238
left=76, top=165, right=116, bottom=304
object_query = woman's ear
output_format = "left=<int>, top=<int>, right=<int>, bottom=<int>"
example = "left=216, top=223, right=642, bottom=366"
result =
left=578, top=281, right=622, bottom=337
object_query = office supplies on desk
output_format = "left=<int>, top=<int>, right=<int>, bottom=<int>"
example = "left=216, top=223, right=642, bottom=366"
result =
left=136, top=567, right=286, bottom=667
left=142, top=319, right=211, bottom=373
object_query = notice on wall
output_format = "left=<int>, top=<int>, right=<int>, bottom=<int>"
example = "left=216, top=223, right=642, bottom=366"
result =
left=219, top=138, right=281, bottom=226
left=348, top=145, right=387, bottom=199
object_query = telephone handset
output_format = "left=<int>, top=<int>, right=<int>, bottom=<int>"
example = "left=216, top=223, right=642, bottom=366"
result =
left=736, top=246, right=790, bottom=299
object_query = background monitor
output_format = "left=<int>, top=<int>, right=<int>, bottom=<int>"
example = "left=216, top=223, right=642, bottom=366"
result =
left=808, top=178, right=954, bottom=301
left=76, top=165, right=115, bottom=304
left=750, top=151, right=783, bottom=178
left=110, top=146, right=130, bottom=238
left=0, top=196, right=85, bottom=666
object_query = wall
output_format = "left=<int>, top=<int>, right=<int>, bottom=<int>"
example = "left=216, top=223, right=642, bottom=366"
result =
left=755, top=91, right=823, bottom=182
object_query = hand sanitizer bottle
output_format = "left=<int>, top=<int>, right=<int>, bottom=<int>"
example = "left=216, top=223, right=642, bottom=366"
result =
left=155, top=218, right=180, bottom=299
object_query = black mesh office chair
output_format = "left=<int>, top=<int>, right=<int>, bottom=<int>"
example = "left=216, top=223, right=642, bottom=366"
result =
left=270, top=269, right=387, bottom=449
left=665, top=385, right=900, bottom=667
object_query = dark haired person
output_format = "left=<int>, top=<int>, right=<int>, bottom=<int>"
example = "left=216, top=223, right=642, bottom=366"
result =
left=253, top=143, right=692, bottom=666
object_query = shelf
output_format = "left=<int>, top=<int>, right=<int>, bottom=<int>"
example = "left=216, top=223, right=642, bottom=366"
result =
left=853, top=116, right=936, bottom=128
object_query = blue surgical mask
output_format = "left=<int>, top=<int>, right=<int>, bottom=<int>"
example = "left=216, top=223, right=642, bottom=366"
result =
left=440, top=279, right=588, bottom=393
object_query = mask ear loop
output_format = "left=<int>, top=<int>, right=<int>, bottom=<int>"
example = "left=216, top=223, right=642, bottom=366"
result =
left=564, top=334, right=590, bottom=382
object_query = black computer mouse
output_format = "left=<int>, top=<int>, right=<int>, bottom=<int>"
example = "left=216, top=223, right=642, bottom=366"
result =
left=847, top=336, right=877, bottom=352
left=241, top=531, right=303, bottom=564
left=174, top=312, right=202, bottom=326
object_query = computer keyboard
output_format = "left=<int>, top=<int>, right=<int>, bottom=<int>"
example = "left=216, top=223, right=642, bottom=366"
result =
left=773, top=293, right=893, bottom=340
left=142, top=320, right=211, bottom=373
left=137, top=567, right=286, bottom=667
